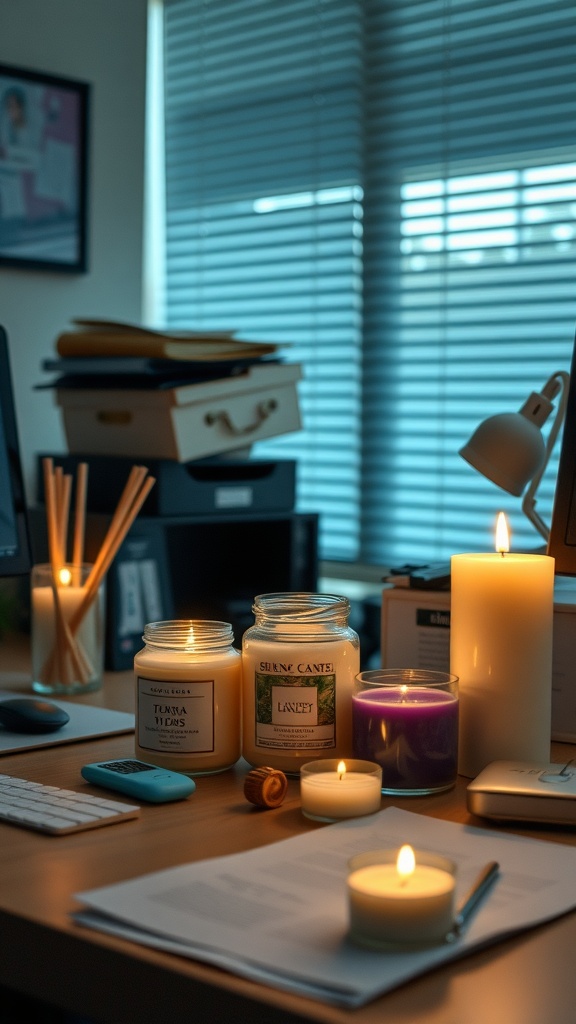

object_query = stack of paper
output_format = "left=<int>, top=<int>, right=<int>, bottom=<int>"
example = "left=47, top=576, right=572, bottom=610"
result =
left=73, top=806, right=576, bottom=1008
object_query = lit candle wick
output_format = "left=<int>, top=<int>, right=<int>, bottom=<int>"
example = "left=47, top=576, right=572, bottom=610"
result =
left=396, top=843, right=415, bottom=887
left=495, top=511, right=510, bottom=556
left=337, top=760, right=346, bottom=781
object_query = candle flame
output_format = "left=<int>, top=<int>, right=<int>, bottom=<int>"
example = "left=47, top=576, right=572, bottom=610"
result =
left=396, top=844, right=415, bottom=885
left=58, top=567, right=72, bottom=587
left=337, top=760, right=346, bottom=780
left=495, top=511, right=510, bottom=555
left=400, top=684, right=408, bottom=702
left=186, top=625, right=195, bottom=650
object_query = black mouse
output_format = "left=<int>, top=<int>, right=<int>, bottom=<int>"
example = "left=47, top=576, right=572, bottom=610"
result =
left=0, top=698, right=70, bottom=734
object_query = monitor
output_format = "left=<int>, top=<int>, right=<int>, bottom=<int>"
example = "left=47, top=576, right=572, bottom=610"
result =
left=547, top=329, right=576, bottom=575
left=0, top=325, right=32, bottom=577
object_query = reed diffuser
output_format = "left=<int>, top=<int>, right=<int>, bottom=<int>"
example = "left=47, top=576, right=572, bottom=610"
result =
left=32, top=457, right=155, bottom=693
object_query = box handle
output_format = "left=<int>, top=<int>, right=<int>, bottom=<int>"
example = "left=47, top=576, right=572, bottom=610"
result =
left=97, top=411, right=133, bottom=425
left=205, top=399, right=277, bottom=436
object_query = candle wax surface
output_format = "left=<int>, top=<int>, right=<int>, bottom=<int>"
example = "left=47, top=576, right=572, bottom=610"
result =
left=300, top=770, right=382, bottom=820
left=348, top=862, right=455, bottom=947
left=352, top=686, right=458, bottom=793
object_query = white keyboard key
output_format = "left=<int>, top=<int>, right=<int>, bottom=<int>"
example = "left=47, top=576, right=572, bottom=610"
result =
left=0, top=775, right=140, bottom=834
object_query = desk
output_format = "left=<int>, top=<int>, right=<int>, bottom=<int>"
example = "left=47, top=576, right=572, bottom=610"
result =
left=1, top=632, right=576, bottom=1024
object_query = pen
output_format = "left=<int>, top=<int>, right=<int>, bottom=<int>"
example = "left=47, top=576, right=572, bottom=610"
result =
left=449, top=860, right=500, bottom=940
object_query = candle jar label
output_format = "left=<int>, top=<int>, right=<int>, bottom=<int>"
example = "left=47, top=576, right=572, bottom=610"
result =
left=353, top=670, right=459, bottom=796
left=254, top=671, right=335, bottom=748
left=137, top=677, right=216, bottom=754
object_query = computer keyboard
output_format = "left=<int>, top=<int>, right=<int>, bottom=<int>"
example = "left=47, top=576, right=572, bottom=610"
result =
left=0, top=773, right=140, bottom=834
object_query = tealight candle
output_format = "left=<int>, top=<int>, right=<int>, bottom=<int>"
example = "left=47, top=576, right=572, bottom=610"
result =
left=451, top=512, right=554, bottom=778
left=348, top=845, right=456, bottom=948
left=300, top=758, right=382, bottom=821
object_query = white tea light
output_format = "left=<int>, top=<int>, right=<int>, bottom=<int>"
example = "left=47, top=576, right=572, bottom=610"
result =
left=300, top=759, right=382, bottom=822
left=348, top=845, right=456, bottom=948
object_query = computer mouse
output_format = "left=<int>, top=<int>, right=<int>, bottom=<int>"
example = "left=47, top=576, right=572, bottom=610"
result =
left=0, top=698, right=70, bottom=734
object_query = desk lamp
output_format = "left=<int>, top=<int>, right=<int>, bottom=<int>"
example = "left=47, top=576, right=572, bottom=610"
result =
left=459, top=370, right=570, bottom=542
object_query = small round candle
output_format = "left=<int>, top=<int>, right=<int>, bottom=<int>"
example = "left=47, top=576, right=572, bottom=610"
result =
left=300, top=759, right=382, bottom=821
left=348, top=845, right=456, bottom=948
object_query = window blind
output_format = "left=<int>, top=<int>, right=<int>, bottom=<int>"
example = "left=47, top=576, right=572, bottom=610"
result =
left=161, top=0, right=576, bottom=567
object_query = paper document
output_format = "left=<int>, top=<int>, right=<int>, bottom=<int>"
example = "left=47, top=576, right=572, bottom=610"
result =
left=74, top=806, right=576, bottom=1007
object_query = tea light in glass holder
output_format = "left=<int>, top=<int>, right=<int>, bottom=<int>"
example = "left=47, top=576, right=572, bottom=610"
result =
left=300, top=758, right=382, bottom=822
left=348, top=845, right=456, bottom=949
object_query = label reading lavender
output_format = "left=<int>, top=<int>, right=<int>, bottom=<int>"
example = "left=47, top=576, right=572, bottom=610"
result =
left=254, top=667, right=336, bottom=750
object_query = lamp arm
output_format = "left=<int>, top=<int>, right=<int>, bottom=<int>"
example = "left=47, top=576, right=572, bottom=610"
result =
left=521, top=370, right=570, bottom=542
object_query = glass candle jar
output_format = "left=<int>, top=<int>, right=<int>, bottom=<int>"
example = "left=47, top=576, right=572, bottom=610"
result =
left=353, top=669, right=459, bottom=795
left=241, top=592, right=360, bottom=774
left=134, top=620, right=241, bottom=775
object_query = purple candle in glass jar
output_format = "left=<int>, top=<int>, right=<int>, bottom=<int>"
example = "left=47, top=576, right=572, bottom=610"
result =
left=352, top=670, right=459, bottom=795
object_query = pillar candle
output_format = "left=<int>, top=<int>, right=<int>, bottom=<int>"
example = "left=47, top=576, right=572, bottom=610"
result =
left=450, top=519, right=554, bottom=778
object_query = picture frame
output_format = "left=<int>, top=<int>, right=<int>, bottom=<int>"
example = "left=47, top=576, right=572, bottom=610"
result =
left=0, top=63, right=89, bottom=273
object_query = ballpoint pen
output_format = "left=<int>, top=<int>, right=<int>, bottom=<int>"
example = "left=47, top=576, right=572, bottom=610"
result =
left=447, top=860, right=500, bottom=941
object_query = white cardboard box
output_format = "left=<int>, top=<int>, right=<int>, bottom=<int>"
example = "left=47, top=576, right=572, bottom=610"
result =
left=381, top=582, right=576, bottom=743
left=55, top=362, right=302, bottom=462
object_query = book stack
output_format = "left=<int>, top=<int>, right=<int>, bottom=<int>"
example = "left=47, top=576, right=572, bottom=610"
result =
left=40, top=319, right=302, bottom=462
left=41, top=318, right=282, bottom=390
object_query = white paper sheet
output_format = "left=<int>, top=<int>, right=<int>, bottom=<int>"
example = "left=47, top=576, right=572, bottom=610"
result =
left=74, top=806, right=576, bottom=1007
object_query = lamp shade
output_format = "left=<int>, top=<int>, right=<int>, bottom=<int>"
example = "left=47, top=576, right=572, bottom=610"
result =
left=459, top=412, right=546, bottom=497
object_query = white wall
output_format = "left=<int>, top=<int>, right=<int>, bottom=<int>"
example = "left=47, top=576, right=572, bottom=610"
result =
left=0, top=0, right=149, bottom=500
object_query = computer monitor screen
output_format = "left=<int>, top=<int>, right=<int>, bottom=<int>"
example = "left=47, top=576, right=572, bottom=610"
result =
left=548, top=329, right=576, bottom=575
left=0, top=325, right=31, bottom=576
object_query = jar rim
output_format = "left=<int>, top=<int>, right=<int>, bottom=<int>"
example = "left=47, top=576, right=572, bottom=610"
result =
left=142, top=620, right=235, bottom=647
left=252, top=592, right=350, bottom=618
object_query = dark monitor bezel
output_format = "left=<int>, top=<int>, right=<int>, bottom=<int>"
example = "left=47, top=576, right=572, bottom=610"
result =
left=547, top=330, right=576, bottom=575
left=0, top=326, right=32, bottom=576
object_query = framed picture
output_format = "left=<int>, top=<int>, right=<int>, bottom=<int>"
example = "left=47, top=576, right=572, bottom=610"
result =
left=0, top=63, right=89, bottom=272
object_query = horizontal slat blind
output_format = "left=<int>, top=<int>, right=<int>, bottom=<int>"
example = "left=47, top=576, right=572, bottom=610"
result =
left=162, top=0, right=576, bottom=565
left=163, top=0, right=364, bottom=561
left=362, top=0, right=576, bottom=561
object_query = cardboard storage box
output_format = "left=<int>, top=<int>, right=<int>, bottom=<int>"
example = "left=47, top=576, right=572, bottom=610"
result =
left=381, top=583, right=576, bottom=743
left=55, top=362, right=302, bottom=462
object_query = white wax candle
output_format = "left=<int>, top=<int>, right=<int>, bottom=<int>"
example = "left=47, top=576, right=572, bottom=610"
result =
left=450, top=542, right=554, bottom=778
left=300, top=760, right=382, bottom=820
left=348, top=860, right=455, bottom=946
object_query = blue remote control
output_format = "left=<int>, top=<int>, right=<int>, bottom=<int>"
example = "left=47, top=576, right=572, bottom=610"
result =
left=81, top=758, right=196, bottom=803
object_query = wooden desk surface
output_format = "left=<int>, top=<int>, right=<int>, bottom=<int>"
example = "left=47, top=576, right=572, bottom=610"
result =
left=1, top=632, right=576, bottom=1024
